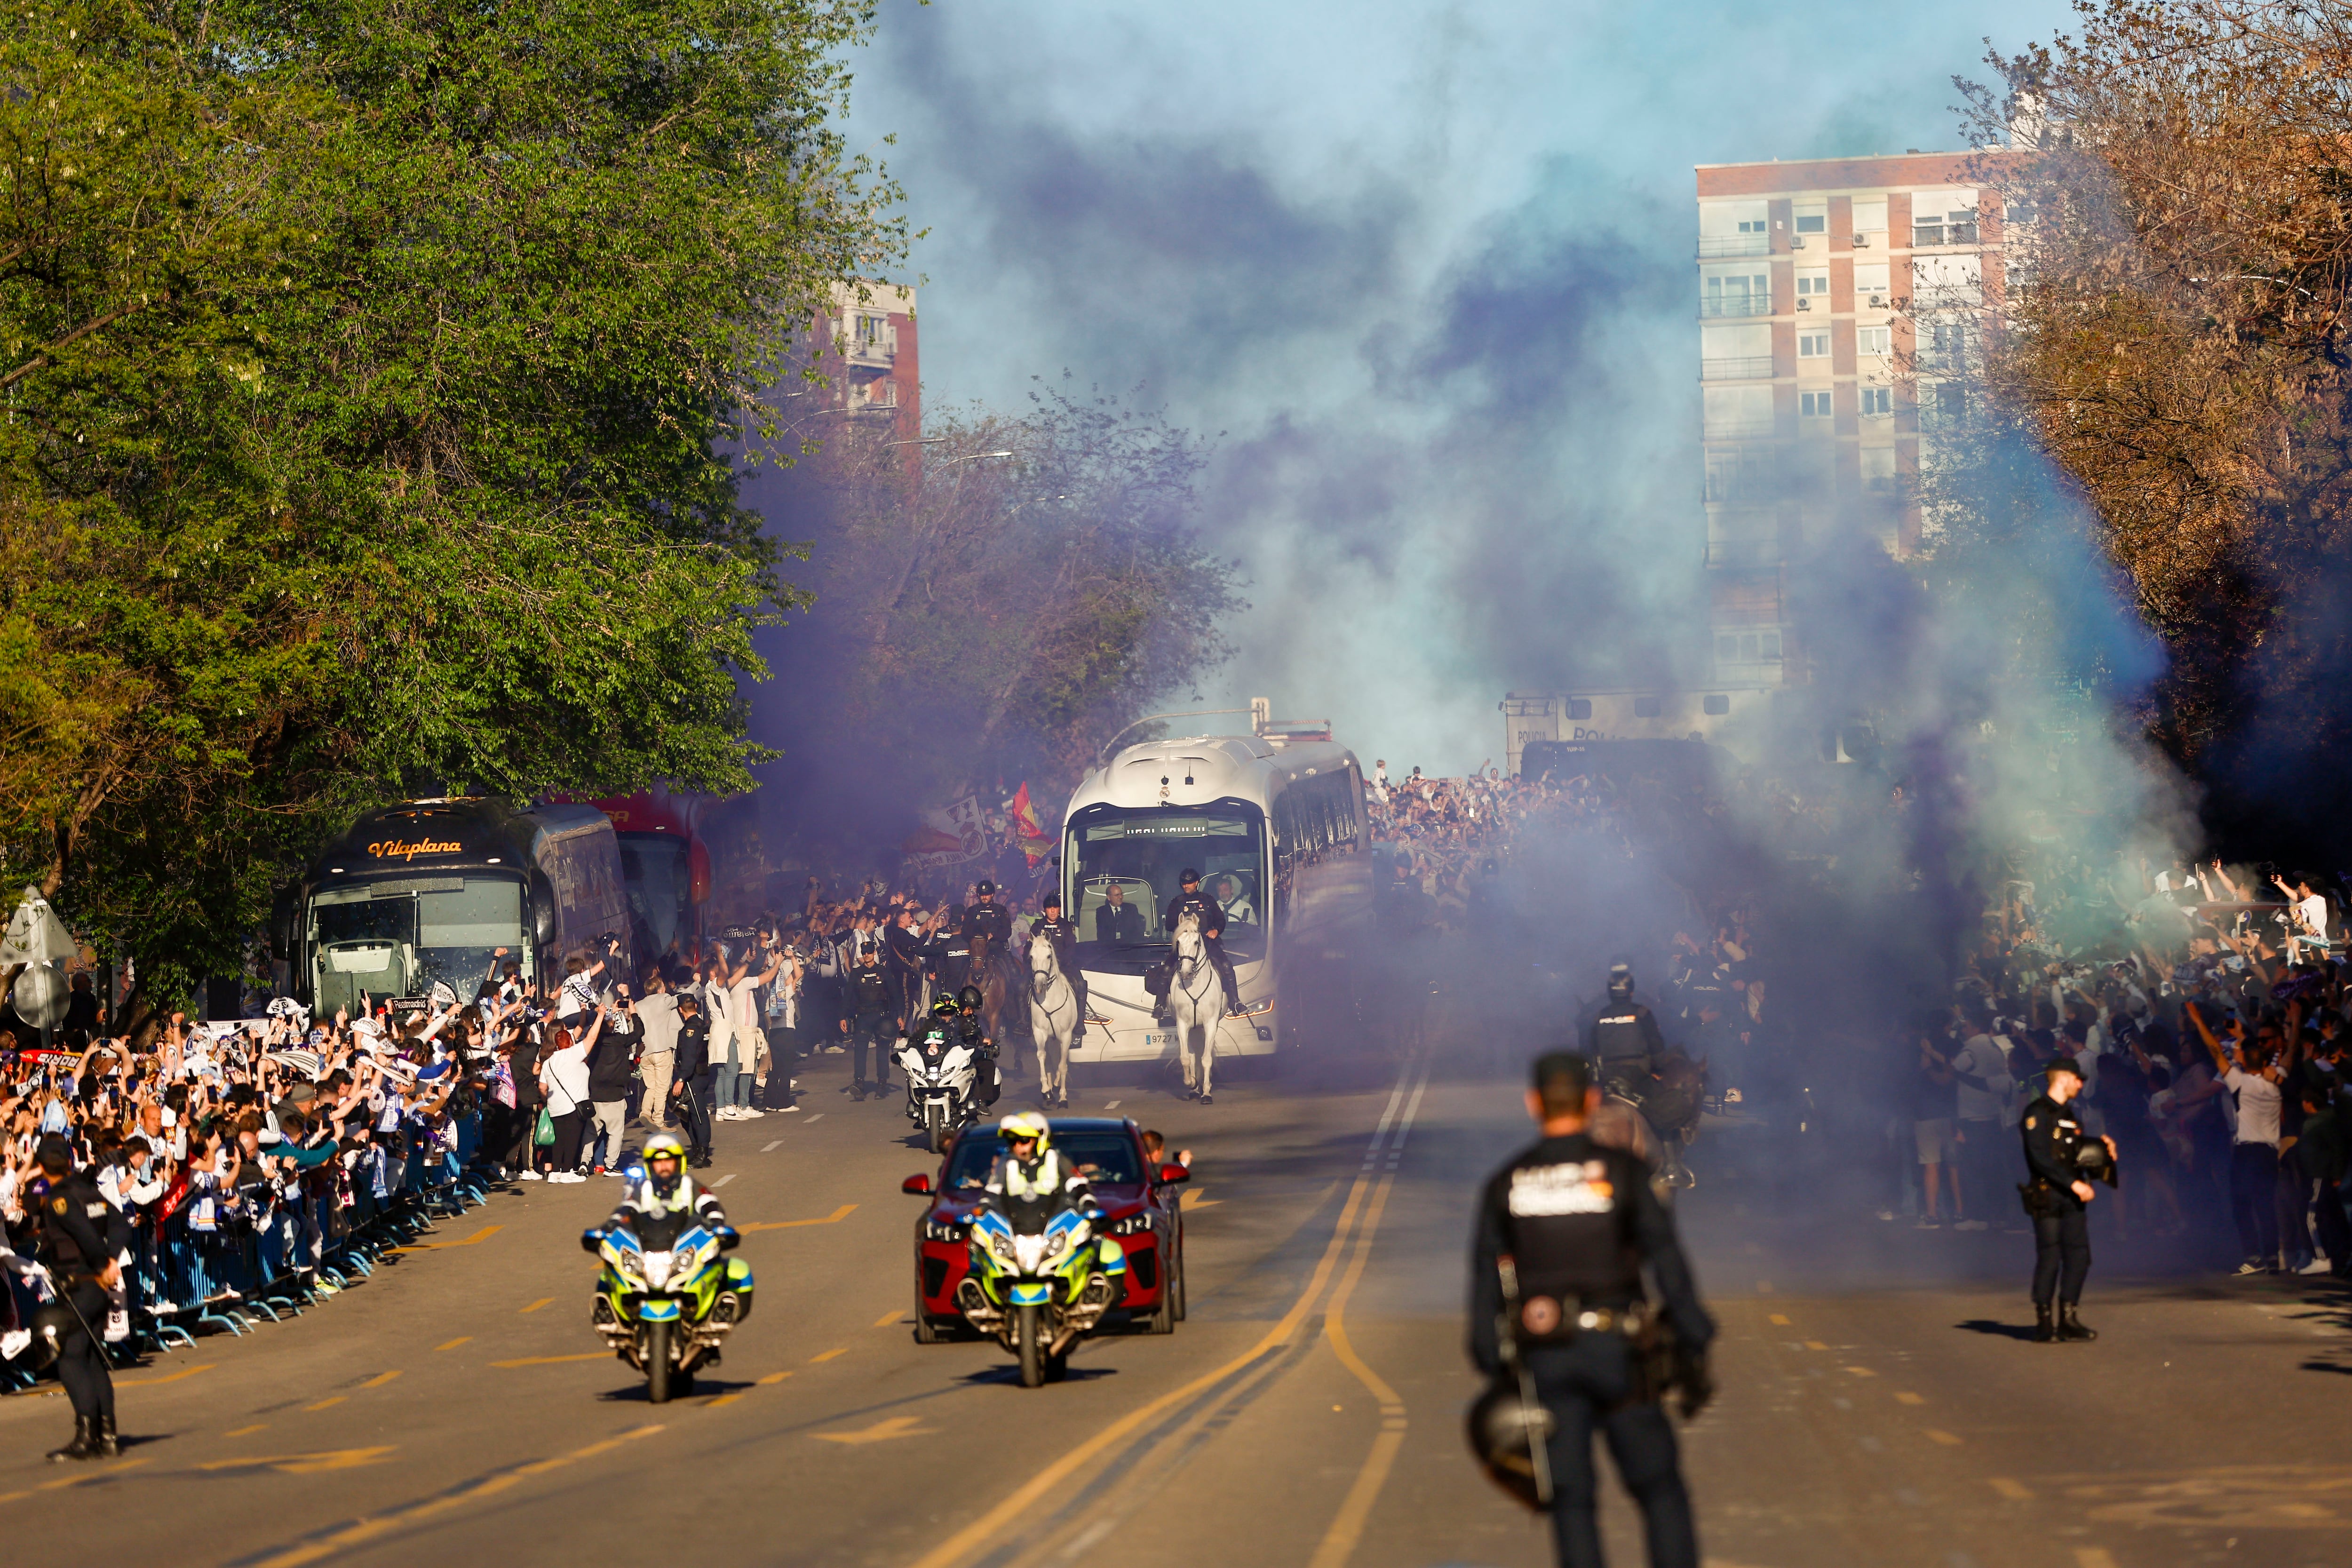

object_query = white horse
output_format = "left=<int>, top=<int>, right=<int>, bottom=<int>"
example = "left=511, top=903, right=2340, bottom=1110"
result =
left=1028, top=930, right=1080, bottom=1108
left=1169, top=909, right=1223, bottom=1104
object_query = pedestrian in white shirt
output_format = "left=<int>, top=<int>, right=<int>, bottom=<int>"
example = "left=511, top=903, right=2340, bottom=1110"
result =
left=2188, top=1002, right=2285, bottom=1273
left=636, top=972, right=682, bottom=1127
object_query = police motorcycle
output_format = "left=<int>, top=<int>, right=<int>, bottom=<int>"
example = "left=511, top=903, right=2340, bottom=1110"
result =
left=958, top=1140, right=1127, bottom=1388
left=578, top=1161, right=754, bottom=1405
left=899, top=1003, right=982, bottom=1154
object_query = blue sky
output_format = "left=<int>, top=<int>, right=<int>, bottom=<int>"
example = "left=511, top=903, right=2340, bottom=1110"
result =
left=838, top=0, right=2078, bottom=770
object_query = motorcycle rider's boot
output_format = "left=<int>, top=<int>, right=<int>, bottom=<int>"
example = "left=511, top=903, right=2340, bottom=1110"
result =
left=2057, top=1302, right=2097, bottom=1342
left=2031, top=1303, right=2056, bottom=1343
left=48, top=1415, right=99, bottom=1463
left=94, top=1411, right=119, bottom=1457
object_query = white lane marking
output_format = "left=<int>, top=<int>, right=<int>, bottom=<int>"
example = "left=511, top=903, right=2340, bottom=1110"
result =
left=711, top=1174, right=737, bottom=1188
left=762, top=1140, right=785, bottom=1152
left=1104, top=1100, right=1121, bottom=1111
left=804, top=1114, right=824, bottom=1123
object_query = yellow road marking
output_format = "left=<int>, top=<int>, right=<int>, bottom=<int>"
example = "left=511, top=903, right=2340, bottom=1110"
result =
left=810, top=1348, right=847, bottom=1363
left=114, top=1362, right=215, bottom=1388
left=491, top=1353, right=610, bottom=1368
left=390, top=1224, right=504, bottom=1252
left=1767, top=1313, right=1790, bottom=1326
left=705, top=1393, right=743, bottom=1409
left=519, top=1297, right=553, bottom=1314
left=1894, top=1391, right=1924, bottom=1406
left=1924, top=1429, right=1963, bottom=1446
left=1755, top=1280, right=1774, bottom=1293
left=359, top=1370, right=403, bottom=1389
left=757, top=1371, right=793, bottom=1385
left=873, top=1309, right=905, bottom=1328
left=1308, top=1139, right=1415, bottom=1568
left=241, top=1426, right=663, bottom=1568
left=1991, top=1476, right=2034, bottom=1500
left=304, top=1397, right=346, bottom=1412
left=38, top=1457, right=150, bottom=1490
left=905, top=1126, right=1383, bottom=1568
left=1843, top=1366, right=1875, bottom=1377
left=436, top=1336, right=472, bottom=1351
left=199, top=1447, right=397, bottom=1475
left=2074, top=1550, right=2117, bottom=1568
left=1180, top=1188, right=1218, bottom=1210
left=224, top=1424, right=268, bottom=1438
left=741, top=1203, right=858, bottom=1232
left=814, top=1414, right=937, bottom=1444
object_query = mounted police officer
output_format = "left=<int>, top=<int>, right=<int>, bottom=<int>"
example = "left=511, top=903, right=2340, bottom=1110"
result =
left=2021, top=1056, right=2112, bottom=1344
left=24, top=1135, right=131, bottom=1462
left=1581, top=964, right=1666, bottom=1102
left=1162, top=868, right=1244, bottom=1017
left=1471, top=1053, right=1712, bottom=1568
left=1030, top=889, right=1090, bottom=1043
left=962, top=880, right=1013, bottom=959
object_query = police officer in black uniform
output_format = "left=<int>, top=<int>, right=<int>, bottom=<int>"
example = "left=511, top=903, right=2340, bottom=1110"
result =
left=962, top=881, right=1013, bottom=979
left=2021, top=1056, right=2110, bottom=1344
left=1581, top=964, right=1667, bottom=1102
left=27, top=1135, right=131, bottom=1461
left=950, top=986, right=1002, bottom=1106
left=843, top=944, right=895, bottom=1101
left=1472, top=1053, right=1712, bottom=1568
left=1162, top=869, right=1244, bottom=1016
left=1029, top=890, right=1090, bottom=1043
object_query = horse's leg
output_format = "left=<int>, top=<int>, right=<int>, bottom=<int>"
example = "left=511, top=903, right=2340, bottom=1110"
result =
left=1198, top=1008, right=1214, bottom=1101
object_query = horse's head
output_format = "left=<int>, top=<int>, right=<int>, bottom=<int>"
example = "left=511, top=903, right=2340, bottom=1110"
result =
left=969, top=931, right=993, bottom=965
left=1029, top=930, right=1059, bottom=979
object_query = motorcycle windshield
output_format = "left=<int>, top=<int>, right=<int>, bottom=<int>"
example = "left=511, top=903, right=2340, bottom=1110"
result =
left=621, top=1210, right=692, bottom=1251
left=998, top=1193, right=1065, bottom=1237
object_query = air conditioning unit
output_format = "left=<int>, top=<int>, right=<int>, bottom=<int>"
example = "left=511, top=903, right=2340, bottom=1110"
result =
left=1790, top=236, right=1807, bottom=249
left=1796, top=297, right=1812, bottom=310
left=1853, top=235, right=1871, bottom=247
left=1868, top=294, right=1887, bottom=308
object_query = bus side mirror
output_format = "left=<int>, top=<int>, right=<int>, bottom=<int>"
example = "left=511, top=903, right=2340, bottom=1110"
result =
left=532, top=890, right=558, bottom=947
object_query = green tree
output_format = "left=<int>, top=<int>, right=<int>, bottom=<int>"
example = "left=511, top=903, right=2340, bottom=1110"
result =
left=0, top=0, right=903, bottom=1014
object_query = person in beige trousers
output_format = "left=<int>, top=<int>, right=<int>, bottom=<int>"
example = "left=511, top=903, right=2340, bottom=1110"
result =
left=635, top=970, right=682, bottom=1127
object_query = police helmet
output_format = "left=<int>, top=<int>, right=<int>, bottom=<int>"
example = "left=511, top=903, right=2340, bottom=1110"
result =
left=1606, top=963, right=1635, bottom=1001
left=931, top=995, right=961, bottom=1019
left=642, top=1132, right=688, bottom=1164
left=957, top=985, right=984, bottom=1010
left=1466, top=1378, right=1557, bottom=1510
left=999, top=1111, right=1051, bottom=1149
left=976, top=880, right=997, bottom=896
left=1040, top=890, right=1063, bottom=909
left=1179, top=868, right=1201, bottom=885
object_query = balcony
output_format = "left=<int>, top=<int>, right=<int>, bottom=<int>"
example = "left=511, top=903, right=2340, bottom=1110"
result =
left=847, top=376, right=900, bottom=414
left=1703, top=417, right=1778, bottom=443
left=1698, top=234, right=1771, bottom=259
left=844, top=321, right=898, bottom=368
left=1701, top=355, right=1775, bottom=381
left=1699, top=295, right=1773, bottom=318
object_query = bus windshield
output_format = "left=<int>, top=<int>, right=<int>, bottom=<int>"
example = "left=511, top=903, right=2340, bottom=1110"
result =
left=616, top=833, right=692, bottom=961
left=1066, top=804, right=1264, bottom=973
left=310, top=876, right=526, bottom=1012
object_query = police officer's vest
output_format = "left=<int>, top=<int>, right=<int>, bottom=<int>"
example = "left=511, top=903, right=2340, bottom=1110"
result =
left=633, top=1174, right=704, bottom=1218
left=1590, top=1003, right=1652, bottom=1062
left=1002, top=1150, right=1067, bottom=1200
left=851, top=967, right=890, bottom=1013
left=1496, top=1139, right=1645, bottom=1333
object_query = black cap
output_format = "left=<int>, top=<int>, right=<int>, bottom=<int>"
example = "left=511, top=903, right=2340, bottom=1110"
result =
left=1041, top=890, right=1063, bottom=908
left=1180, top=868, right=1200, bottom=884
left=34, top=1134, right=72, bottom=1175
left=976, top=880, right=996, bottom=895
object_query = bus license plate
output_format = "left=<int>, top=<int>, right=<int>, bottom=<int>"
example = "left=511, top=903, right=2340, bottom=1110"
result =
left=1145, top=1031, right=1176, bottom=1050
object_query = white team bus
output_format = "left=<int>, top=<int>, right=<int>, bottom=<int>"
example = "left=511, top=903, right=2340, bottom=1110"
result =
left=1057, top=735, right=1375, bottom=1067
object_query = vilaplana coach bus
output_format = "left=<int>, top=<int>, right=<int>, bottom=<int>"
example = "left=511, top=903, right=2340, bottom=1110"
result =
left=1058, top=736, right=1375, bottom=1067
left=274, top=798, right=634, bottom=1015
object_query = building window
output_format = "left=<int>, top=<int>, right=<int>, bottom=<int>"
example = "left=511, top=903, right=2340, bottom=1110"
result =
left=1703, top=694, right=1731, bottom=716
left=1852, top=198, right=1889, bottom=235
left=1863, top=446, right=1897, bottom=490
left=1859, top=387, right=1892, bottom=416
left=1737, top=218, right=1767, bottom=234
left=1566, top=699, right=1592, bottom=721
left=1634, top=696, right=1663, bottom=719
left=1795, top=212, right=1827, bottom=234
left=1796, top=271, right=1831, bottom=299
left=857, top=314, right=885, bottom=344
left=1761, top=630, right=1783, bottom=658
left=1798, top=332, right=1829, bottom=358
left=1857, top=326, right=1891, bottom=356
left=1936, top=382, right=1968, bottom=416
left=1702, top=272, right=1769, bottom=316
left=1800, top=390, right=1833, bottom=418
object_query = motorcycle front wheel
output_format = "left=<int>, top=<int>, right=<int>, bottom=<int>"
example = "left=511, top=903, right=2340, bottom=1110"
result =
left=1017, top=1303, right=1045, bottom=1388
left=646, top=1320, right=672, bottom=1405
left=925, top=1102, right=948, bottom=1154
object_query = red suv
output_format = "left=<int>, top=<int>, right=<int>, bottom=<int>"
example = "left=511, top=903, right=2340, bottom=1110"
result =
left=902, top=1117, right=1189, bottom=1342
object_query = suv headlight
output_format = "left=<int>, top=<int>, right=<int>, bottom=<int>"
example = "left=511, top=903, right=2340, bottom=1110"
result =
left=1111, top=1212, right=1157, bottom=1236
left=922, top=1218, right=965, bottom=1243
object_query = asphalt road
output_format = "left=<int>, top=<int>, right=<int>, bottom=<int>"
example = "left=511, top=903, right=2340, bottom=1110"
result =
left=6, top=1024, right=2350, bottom=1568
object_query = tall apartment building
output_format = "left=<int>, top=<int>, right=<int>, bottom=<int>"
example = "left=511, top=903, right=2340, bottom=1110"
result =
left=1694, top=151, right=2000, bottom=688
left=812, top=280, right=920, bottom=439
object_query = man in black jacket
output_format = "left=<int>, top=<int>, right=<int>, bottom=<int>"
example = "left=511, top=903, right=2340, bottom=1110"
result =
left=1470, top=1053, right=1712, bottom=1568
left=25, top=1136, right=133, bottom=1461
left=668, top=995, right=714, bottom=1168
left=2020, top=1058, right=2111, bottom=1343
left=585, top=987, right=644, bottom=1174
